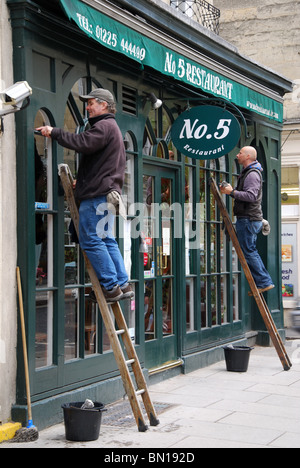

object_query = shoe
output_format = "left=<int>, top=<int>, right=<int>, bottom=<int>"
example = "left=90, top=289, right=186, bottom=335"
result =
left=120, top=282, right=135, bottom=299
left=89, top=285, right=124, bottom=304
left=258, top=284, right=275, bottom=294
left=248, top=284, right=275, bottom=296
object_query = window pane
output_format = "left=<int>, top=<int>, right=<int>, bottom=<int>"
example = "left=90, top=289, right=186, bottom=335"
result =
left=145, top=281, right=155, bottom=341
left=220, top=228, right=227, bottom=273
left=201, top=277, right=207, bottom=328
left=34, top=109, right=54, bottom=370
left=281, top=167, right=299, bottom=206
left=211, top=276, right=217, bottom=326
left=221, top=275, right=227, bottom=324
left=64, top=289, right=79, bottom=361
left=64, top=217, right=79, bottom=285
left=210, top=223, right=217, bottom=273
left=233, top=274, right=240, bottom=321
left=122, top=284, right=136, bottom=344
left=84, top=289, right=98, bottom=356
left=35, top=291, right=53, bottom=368
left=186, top=278, right=195, bottom=332
left=162, top=278, right=173, bottom=335
left=124, top=132, right=135, bottom=209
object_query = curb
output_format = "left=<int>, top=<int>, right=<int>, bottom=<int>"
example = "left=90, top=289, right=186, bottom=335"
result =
left=0, top=422, right=22, bottom=443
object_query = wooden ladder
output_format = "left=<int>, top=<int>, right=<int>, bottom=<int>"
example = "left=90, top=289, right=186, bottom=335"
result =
left=210, top=177, right=292, bottom=371
left=58, top=164, right=160, bottom=431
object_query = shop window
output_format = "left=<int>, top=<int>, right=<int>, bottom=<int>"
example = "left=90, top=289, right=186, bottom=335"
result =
left=199, top=157, right=234, bottom=328
left=34, top=109, right=54, bottom=369
left=281, top=167, right=300, bottom=217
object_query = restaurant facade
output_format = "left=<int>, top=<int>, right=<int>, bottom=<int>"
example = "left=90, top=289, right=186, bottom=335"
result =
left=3, top=0, right=292, bottom=428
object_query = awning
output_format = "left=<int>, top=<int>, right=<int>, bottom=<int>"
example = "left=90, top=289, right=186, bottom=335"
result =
left=60, top=0, right=283, bottom=123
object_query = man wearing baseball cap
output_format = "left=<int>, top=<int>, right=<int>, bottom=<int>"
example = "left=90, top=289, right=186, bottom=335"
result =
left=36, top=88, right=134, bottom=303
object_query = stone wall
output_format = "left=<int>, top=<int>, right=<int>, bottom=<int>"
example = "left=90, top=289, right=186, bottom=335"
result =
left=213, top=0, right=300, bottom=121
left=0, top=1, right=17, bottom=424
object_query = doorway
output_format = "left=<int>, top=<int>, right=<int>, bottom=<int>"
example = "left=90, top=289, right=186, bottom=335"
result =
left=142, top=163, right=180, bottom=369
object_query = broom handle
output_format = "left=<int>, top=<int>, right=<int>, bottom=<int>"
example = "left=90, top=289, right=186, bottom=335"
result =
left=16, top=267, right=33, bottom=423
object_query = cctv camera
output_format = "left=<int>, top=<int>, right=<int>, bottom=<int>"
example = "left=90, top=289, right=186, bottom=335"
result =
left=0, top=81, right=32, bottom=116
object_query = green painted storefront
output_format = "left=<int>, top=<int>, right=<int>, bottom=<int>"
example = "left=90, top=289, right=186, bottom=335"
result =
left=7, top=0, right=292, bottom=429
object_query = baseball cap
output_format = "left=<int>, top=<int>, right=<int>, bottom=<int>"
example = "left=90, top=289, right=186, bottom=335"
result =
left=79, top=88, right=115, bottom=105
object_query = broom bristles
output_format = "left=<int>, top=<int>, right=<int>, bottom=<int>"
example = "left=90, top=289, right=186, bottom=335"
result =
left=10, top=426, right=39, bottom=443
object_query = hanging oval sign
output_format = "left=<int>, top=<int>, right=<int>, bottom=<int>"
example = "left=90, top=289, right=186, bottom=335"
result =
left=171, top=105, right=241, bottom=160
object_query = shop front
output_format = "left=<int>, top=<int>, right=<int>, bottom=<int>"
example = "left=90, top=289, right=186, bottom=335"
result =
left=7, top=0, right=292, bottom=428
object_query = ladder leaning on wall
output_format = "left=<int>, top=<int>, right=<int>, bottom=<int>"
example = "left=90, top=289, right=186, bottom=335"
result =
left=209, top=177, right=292, bottom=372
left=58, top=164, right=160, bottom=432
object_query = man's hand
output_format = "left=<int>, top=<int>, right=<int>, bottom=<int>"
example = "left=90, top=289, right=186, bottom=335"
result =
left=36, top=126, right=53, bottom=138
left=220, top=183, right=234, bottom=195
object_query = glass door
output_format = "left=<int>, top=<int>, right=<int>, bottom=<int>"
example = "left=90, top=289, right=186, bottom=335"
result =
left=143, top=164, right=179, bottom=369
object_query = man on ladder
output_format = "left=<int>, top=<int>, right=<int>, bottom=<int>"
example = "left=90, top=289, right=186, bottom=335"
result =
left=37, top=88, right=134, bottom=303
left=37, top=89, right=160, bottom=431
left=220, top=146, right=274, bottom=295
left=212, top=147, right=291, bottom=371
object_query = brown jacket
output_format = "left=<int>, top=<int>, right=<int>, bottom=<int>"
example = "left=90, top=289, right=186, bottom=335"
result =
left=52, top=114, right=126, bottom=201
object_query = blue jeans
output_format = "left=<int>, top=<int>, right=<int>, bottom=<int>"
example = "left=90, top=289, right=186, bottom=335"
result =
left=236, top=218, right=273, bottom=289
left=79, top=196, right=128, bottom=290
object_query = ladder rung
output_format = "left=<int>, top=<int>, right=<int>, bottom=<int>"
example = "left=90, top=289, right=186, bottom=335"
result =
left=126, top=359, right=135, bottom=366
left=136, top=389, right=145, bottom=396
left=115, top=329, right=125, bottom=335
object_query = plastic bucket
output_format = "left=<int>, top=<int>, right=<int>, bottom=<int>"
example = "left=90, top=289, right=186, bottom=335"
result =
left=223, top=346, right=254, bottom=373
left=61, top=402, right=106, bottom=442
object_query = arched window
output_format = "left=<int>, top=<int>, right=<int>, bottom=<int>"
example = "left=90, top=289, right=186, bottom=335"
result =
left=143, top=105, right=178, bottom=160
left=34, top=109, right=54, bottom=369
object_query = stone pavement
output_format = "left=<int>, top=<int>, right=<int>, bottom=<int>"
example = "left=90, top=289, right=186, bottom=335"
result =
left=2, top=341, right=300, bottom=449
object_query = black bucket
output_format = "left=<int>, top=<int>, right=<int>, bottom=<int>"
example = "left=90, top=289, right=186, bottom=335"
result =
left=61, top=402, right=106, bottom=442
left=223, top=346, right=254, bottom=373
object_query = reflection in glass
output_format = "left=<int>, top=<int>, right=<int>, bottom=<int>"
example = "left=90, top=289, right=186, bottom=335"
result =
left=64, top=217, right=79, bottom=285
left=122, top=284, right=136, bottom=344
left=162, top=278, right=173, bottom=335
left=84, top=288, right=98, bottom=356
left=34, top=109, right=53, bottom=369
left=186, top=279, right=195, bottom=332
left=221, top=275, right=227, bottom=324
left=35, top=291, right=53, bottom=368
left=211, top=276, right=217, bottom=326
left=64, top=288, right=78, bottom=361
left=210, top=223, right=217, bottom=273
left=233, top=274, right=240, bottom=321
left=162, top=220, right=172, bottom=275
left=220, top=228, right=227, bottom=273
left=145, top=281, right=155, bottom=341
left=201, top=277, right=207, bottom=328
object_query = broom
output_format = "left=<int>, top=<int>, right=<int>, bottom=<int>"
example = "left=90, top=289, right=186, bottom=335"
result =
left=12, top=267, right=39, bottom=442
